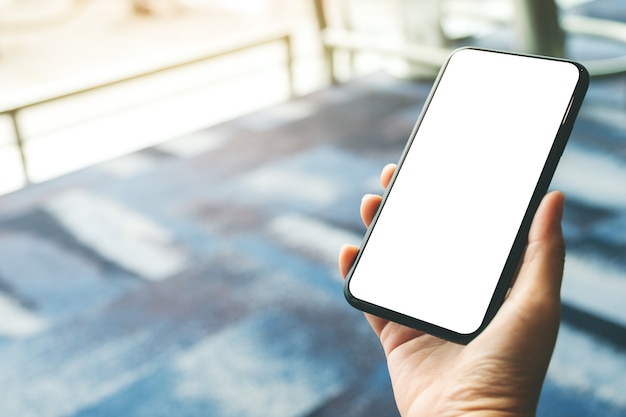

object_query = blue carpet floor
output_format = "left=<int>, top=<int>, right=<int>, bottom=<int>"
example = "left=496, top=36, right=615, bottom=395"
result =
left=0, top=73, right=624, bottom=416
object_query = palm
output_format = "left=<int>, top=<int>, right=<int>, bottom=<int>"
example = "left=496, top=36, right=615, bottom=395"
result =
left=338, top=163, right=565, bottom=417
left=378, top=325, right=463, bottom=416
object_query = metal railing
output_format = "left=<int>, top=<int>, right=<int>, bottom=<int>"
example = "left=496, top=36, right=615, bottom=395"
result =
left=0, top=29, right=294, bottom=183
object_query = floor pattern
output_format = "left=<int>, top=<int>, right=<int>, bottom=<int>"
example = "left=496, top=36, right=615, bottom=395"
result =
left=0, top=71, right=625, bottom=415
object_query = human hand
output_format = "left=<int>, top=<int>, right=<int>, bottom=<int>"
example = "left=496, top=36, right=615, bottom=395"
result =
left=339, top=163, right=566, bottom=417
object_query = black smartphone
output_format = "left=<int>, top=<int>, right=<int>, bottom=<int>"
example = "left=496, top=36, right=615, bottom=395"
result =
left=344, top=48, right=588, bottom=344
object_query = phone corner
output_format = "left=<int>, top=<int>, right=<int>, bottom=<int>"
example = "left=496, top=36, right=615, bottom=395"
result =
left=342, top=277, right=358, bottom=306
left=577, top=63, right=590, bottom=89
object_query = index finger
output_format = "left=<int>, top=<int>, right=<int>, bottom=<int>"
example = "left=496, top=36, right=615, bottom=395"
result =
left=381, top=163, right=396, bottom=188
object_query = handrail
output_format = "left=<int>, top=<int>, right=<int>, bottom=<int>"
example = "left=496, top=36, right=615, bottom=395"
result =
left=0, top=29, right=294, bottom=183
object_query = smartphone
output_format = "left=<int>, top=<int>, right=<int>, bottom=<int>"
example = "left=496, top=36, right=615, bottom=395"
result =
left=344, top=48, right=588, bottom=344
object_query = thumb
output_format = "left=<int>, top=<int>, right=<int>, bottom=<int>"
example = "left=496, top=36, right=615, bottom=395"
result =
left=510, top=191, right=566, bottom=307
left=479, top=192, right=567, bottom=405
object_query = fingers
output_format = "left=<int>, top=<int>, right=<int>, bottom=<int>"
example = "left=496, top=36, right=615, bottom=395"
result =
left=339, top=244, right=359, bottom=278
left=343, top=164, right=397, bottom=276
left=338, top=244, right=393, bottom=338
left=360, top=194, right=382, bottom=227
left=341, top=163, right=397, bottom=276
left=360, top=164, right=397, bottom=227
left=381, top=163, right=396, bottom=188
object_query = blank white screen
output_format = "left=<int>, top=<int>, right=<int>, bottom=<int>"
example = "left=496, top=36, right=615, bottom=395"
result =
left=348, top=49, right=581, bottom=335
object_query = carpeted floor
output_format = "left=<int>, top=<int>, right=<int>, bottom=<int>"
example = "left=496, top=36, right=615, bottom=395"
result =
left=0, top=70, right=625, bottom=416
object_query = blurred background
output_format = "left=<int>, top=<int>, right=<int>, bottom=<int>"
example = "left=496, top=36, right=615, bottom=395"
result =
left=0, top=0, right=625, bottom=416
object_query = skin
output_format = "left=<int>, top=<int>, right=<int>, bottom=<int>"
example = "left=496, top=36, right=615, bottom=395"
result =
left=338, top=163, right=566, bottom=417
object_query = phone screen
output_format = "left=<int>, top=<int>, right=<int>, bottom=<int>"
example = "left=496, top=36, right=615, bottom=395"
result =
left=345, top=48, right=587, bottom=342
